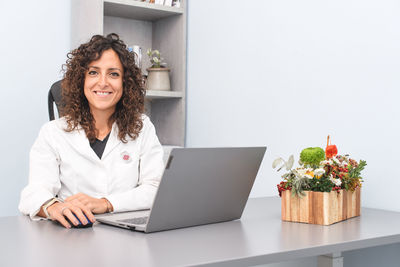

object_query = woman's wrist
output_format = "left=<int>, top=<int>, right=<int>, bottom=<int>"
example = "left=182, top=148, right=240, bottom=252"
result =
left=102, top=198, right=113, bottom=213
left=42, top=198, right=63, bottom=219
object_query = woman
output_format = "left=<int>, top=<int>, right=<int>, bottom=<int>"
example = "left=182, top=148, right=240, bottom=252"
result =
left=18, top=33, right=164, bottom=229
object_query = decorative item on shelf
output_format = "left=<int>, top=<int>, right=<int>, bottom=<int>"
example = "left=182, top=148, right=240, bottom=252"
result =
left=164, top=0, right=173, bottom=6
left=172, top=0, right=181, bottom=8
left=273, top=136, right=367, bottom=225
left=128, top=45, right=142, bottom=70
left=146, top=49, right=171, bottom=91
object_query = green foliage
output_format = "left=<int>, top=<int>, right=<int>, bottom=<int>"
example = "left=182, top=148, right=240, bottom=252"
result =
left=343, top=160, right=367, bottom=191
left=348, top=160, right=367, bottom=178
left=308, top=177, right=334, bottom=192
left=300, top=147, right=325, bottom=168
left=291, top=177, right=309, bottom=197
left=147, top=49, right=166, bottom=68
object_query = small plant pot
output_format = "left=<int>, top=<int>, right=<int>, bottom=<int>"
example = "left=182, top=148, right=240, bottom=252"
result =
left=146, top=68, right=171, bottom=91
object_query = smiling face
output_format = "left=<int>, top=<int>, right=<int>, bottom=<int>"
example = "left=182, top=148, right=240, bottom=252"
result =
left=84, top=49, right=123, bottom=118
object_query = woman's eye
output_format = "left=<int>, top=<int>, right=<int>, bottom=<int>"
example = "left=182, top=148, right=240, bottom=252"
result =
left=88, top=70, right=97, bottom=75
left=110, top=72, right=120, bottom=77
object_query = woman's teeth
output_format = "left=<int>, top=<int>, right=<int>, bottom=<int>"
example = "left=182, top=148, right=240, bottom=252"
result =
left=95, top=91, right=111, bottom=95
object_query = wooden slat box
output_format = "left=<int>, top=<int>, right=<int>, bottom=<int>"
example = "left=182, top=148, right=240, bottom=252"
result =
left=281, top=188, right=361, bottom=225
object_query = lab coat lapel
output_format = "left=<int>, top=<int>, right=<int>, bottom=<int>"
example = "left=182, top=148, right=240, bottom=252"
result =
left=66, top=127, right=101, bottom=162
left=102, top=122, right=121, bottom=159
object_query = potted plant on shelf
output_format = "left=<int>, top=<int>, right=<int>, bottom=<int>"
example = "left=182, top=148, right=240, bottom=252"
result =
left=145, top=49, right=171, bottom=91
left=273, top=136, right=367, bottom=225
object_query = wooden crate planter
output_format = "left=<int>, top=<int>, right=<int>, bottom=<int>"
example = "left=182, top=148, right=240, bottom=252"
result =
left=281, top=188, right=361, bottom=225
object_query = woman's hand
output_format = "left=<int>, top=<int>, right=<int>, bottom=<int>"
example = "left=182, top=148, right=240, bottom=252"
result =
left=46, top=201, right=95, bottom=229
left=65, top=193, right=110, bottom=214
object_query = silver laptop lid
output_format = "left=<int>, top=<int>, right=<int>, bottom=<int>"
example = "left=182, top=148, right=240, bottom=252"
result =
left=145, top=147, right=266, bottom=233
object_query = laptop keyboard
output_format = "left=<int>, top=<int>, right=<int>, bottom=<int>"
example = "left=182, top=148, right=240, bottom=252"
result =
left=118, top=216, right=149, bottom=225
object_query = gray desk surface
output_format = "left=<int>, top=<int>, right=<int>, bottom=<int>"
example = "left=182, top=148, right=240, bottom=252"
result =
left=2, top=197, right=400, bottom=267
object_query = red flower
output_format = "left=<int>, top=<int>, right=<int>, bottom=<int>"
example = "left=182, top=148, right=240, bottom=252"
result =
left=325, top=135, right=338, bottom=159
left=277, top=181, right=291, bottom=197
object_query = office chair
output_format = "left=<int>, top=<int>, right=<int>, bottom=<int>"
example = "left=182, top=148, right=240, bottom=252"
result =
left=48, top=80, right=63, bottom=121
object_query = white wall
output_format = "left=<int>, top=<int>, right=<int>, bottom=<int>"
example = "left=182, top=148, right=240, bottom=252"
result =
left=2, top=0, right=397, bottom=216
left=187, top=0, right=400, bottom=212
left=187, top=1, right=400, bottom=266
left=0, top=0, right=71, bottom=216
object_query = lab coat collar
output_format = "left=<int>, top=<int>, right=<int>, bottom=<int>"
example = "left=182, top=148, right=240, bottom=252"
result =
left=64, top=126, right=99, bottom=162
left=59, top=119, right=121, bottom=162
left=102, top=122, right=121, bottom=159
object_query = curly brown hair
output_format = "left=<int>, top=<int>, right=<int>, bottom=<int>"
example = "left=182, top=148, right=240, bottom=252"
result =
left=61, top=33, right=145, bottom=143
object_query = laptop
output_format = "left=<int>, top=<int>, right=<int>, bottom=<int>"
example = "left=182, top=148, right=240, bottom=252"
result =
left=96, top=147, right=266, bottom=233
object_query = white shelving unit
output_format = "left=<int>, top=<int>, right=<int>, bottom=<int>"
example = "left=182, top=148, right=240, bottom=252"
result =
left=145, top=90, right=183, bottom=100
left=104, top=0, right=184, bottom=20
left=71, top=0, right=186, bottom=147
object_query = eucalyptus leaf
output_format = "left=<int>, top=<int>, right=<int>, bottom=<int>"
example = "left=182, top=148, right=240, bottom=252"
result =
left=286, top=155, right=294, bottom=170
left=272, top=158, right=284, bottom=169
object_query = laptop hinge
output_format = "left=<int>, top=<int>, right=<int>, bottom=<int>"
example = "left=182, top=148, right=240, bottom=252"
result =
left=165, top=155, right=173, bottom=169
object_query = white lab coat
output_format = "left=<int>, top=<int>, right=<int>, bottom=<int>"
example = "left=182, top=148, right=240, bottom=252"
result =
left=18, top=115, right=164, bottom=220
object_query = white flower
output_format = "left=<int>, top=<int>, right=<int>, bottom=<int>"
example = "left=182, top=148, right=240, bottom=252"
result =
left=320, top=159, right=332, bottom=166
left=329, top=174, right=342, bottom=186
left=334, top=179, right=342, bottom=186
left=331, top=156, right=348, bottom=167
left=295, top=167, right=314, bottom=179
left=332, top=157, right=341, bottom=165
left=314, top=168, right=325, bottom=178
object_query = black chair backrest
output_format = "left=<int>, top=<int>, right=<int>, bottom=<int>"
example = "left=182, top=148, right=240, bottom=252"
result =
left=48, top=80, right=63, bottom=121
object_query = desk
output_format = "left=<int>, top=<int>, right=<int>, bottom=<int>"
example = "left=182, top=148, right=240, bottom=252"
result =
left=2, top=197, right=400, bottom=267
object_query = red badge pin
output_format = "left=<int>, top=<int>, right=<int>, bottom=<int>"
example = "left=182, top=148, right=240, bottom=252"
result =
left=120, top=151, right=132, bottom=163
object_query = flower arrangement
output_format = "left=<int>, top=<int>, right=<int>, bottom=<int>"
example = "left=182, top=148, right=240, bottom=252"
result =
left=273, top=136, right=367, bottom=197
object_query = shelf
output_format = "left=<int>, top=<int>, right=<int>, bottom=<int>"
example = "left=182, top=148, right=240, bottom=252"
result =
left=104, top=0, right=184, bottom=21
left=145, top=90, right=183, bottom=100
left=72, top=0, right=186, bottom=146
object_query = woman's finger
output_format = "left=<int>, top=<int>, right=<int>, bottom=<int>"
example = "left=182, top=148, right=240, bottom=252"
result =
left=84, top=210, right=96, bottom=223
left=68, top=199, right=96, bottom=222
left=63, top=208, right=81, bottom=226
left=51, top=209, right=72, bottom=229
left=69, top=206, right=89, bottom=225
left=77, top=204, right=96, bottom=223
